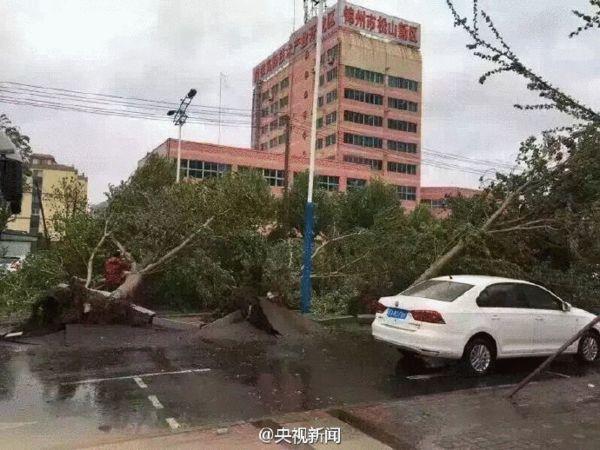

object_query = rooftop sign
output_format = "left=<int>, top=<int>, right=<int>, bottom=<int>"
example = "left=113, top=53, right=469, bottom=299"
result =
left=253, top=1, right=420, bottom=84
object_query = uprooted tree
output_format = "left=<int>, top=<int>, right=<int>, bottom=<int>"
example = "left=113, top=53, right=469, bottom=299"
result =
left=24, top=155, right=277, bottom=329
left=412, top=0, right=600, bottom=283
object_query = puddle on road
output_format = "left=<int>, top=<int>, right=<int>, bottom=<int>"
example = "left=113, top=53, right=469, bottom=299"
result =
left=0, top=325, right=598, bottom=445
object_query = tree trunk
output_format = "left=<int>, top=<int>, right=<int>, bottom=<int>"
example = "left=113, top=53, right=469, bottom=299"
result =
left=413, top=182, right=530, bottom=284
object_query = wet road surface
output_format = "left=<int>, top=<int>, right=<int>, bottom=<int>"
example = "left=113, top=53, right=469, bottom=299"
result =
left=1, top=323, right=598, bottom=448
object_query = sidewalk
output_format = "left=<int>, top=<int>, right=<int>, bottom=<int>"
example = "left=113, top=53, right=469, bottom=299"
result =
left=86, top=372, right=600, bottom=449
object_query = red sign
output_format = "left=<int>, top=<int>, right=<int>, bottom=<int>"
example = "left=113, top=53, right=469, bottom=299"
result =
left=342, top=3, right=419, bottom=47
left=253, top=1, right=420, bottom=84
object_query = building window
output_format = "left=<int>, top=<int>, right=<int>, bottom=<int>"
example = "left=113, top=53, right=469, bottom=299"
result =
left=325, top=110, right=337, bottom=125
left=343, top=110, right=383, bottom=127
left=316, top=138, right=324, bottom=149
left=260, top=143, right=267, bottom=150
left=317, top=175, right=339, bottom=191
left=269, top=120, right=278, bottom=131
left=181, top=159, right=231, bottom=179
left=347, top=178, right=367, bottom=190
left=326, top=67, right=338, bottom=82
left=387, top=140, right=418, bottom=154
left=270, top=103, right=279, bottom=114
left=388, top=118, right=418, bottom=133
left=305, top=70, right=309, bottom=79
left=388, top=75, right=419, bottom=92
left=319, top=74, right=325, bottom=86
left=280, top=77, right=289, bottom=90
left=316, top=117, right=324, bottom=129
left=261, top=107, right=269, bottom=117
left=260, top=125, right=268, bottom=135
left=343, top=154, right=383, bottom=170
left=317, top=96, right=324, bottom=107
left=278, top=116, right=287, bottom=127
left=325, top=133, right=336, bottom=147
left=271, top=84, right=279, bottom=97
left=388, top=97, right=418, bottom=112
left=395, top=185, right=417, bottom=201
left=326, top=89, right=337, bottom=104
left=344, top=88, right=383, bottom=105
left=343, top=132, right=383, bottom=149
left=278, top=134, right=286, bottom=144
left=262, top=168, right=284, bottom=187
left=261, top=91, right=270, bottom=102
left=387, top=162, right=417, bottom=175
left=279, top=96, right=289, bottom=108
left=269, top=137, right=278, bottom=148
left=422, top=198, right=447, bottom=209
left=345, top=65, right=384, bottom=84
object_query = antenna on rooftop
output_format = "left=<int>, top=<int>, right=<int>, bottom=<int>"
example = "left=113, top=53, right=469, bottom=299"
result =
left=304, top=0, right=326, bottom=23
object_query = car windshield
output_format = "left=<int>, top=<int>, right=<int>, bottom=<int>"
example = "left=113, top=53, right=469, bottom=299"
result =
left=401, top=280, right=474, bottom=302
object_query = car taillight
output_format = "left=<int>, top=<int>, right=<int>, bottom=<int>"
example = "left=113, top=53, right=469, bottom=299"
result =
left=411, top=310, right=445, bottom=324
left=375, top=302, right=387, bottom=313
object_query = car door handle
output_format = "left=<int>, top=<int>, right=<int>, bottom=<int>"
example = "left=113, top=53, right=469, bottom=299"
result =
left=535, top=317, right=544, bottom=321
left=491, top=315, right=500, bottom=321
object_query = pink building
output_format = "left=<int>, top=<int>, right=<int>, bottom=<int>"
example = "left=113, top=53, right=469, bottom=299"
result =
left=251, top=1, right=422, bottom=205
left=143, top=2, right=474, bottom=209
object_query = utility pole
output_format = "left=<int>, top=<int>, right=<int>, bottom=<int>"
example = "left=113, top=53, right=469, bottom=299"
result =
left=282, top=115, right=291, bottom=227
left=300, top=0, right=324, bottom=314
left=167, top=89, right=197, bottom=183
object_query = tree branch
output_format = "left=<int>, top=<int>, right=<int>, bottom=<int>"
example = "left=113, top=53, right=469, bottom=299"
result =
left=311, top=230, right=368, bottom=261
left=85, top=219, right=111, bottom=288
left=139, top=216, right=214, bottom=275
left=110, top=236, right=138, bottom=272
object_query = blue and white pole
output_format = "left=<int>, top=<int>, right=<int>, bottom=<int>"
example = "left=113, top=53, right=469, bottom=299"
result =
left=300, top=0, right=324, bottom=314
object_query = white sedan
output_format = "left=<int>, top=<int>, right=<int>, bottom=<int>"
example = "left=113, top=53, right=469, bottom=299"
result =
left=372, top=275, right=600, bottom=375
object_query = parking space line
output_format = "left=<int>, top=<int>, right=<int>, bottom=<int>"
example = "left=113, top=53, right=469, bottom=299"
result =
left=166, top=417, right=181, bottom=430
left=405, top=372, right=451, bottom=380
left=148, top=395, right=164, bottom=409
left=546, top=370, right=571, bottom=379
left=60, top=368, right=211, bottom=386
left=133, top=376, right=148, bottom=388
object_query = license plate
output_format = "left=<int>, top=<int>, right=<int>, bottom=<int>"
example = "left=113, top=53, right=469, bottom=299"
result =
left=386, top=308, right=408, bottom=320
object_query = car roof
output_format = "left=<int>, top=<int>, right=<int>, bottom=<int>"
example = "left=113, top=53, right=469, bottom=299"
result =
left=430, top=275, right=537, bottom=287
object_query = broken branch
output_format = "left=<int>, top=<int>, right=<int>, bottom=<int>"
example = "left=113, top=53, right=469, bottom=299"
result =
left=85, top=219, right=111, bottom=288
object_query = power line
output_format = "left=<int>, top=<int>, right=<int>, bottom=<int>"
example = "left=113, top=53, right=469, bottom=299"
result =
left=0, top=81, right=516, bottom=177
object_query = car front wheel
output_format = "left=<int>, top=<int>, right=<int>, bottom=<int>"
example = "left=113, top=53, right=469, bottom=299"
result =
left=577, top=332, right=599, bottom=364
left=462, top=338, right=495, bottom=376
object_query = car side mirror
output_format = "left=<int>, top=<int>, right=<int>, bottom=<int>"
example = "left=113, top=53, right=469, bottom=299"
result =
left=561, top=302, right=571, bottom=312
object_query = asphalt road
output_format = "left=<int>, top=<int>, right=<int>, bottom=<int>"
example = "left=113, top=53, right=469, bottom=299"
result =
left=1, top=323, right=598, bottom=448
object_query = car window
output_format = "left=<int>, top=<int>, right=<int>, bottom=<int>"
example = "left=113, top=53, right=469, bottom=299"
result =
left=477, top=283, right=527, bottom=308
left=519, top=284, right=562, bottom=310
left=401, top=280, right=474, bottom=302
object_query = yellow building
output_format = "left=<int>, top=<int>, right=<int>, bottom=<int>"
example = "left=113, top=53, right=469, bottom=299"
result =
left=7, top=153, right=88, bottom=237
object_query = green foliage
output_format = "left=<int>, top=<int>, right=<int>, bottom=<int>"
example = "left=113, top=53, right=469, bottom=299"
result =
left=0, top=251, right=65, bottom=316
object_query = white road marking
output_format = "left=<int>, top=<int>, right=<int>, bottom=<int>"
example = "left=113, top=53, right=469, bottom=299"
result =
left=405, top=372, right=450, bottom=380
left=166, top=417, right=181, bottom=430
left=546, top=370, right=571, bottom=379
left=148, top=395, right=164, bottom=409
left=0, top=421, right=37, bottom=431
left=133, top=376, right=148, bottom=388
left=60, top=368, right=211, bottom=386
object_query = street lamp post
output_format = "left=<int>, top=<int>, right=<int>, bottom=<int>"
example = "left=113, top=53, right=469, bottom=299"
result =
left=300, top=0, right=324, bottom=314
left=167, top=89, right=197, bottom=183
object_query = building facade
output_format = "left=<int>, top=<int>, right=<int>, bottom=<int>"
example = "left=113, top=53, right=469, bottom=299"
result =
left=143, top=2, right=476, bottom=209
left=251, top=1, right=422, bottom=204
left=7, top=153, right=88, bottom=237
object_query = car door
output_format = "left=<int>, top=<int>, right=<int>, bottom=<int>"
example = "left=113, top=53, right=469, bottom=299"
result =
left=519, top=284, right=579, bottom=354
left=476, top=283, right=534, bottom=356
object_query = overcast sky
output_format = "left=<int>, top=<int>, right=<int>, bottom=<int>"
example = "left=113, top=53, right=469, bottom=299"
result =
left=1, top=0, right=598, bottom=203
